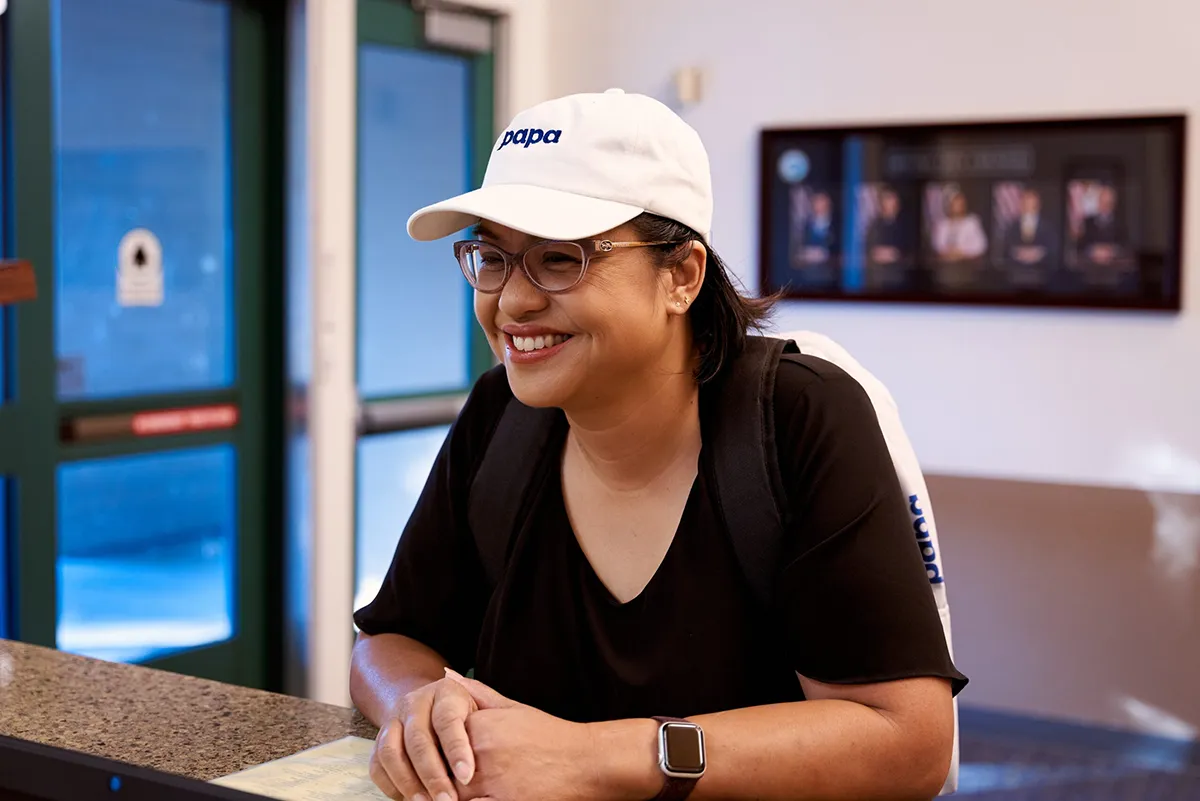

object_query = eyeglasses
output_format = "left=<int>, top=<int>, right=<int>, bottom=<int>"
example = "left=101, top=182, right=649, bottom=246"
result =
left=453, top=237, right=680, bottom=294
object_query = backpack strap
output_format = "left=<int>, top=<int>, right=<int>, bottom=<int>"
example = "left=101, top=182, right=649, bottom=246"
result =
left=707, top=334, right=799, bottom=607
left=467, top=395, right=560, bottom=589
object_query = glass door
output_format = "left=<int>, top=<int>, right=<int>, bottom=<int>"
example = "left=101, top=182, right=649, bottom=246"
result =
left=353, top=0, right=495, bottom=615
left=2, top=0, right=285, bottom=688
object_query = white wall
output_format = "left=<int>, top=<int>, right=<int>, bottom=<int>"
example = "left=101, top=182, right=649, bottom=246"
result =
left=542, top=0, right=1200, bottom=495
left=448, top=0, right=551, bottom=128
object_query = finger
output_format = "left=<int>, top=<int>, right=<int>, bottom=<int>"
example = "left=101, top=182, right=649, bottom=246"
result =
left=368, top=747, right=402, bottom=801
left=404, top=699, right=459, bottom=801
left=372, top=720, right=425, bottom=801
left=432, top=682, right=477, bottom=785
left=443, top=671, right=512, bottom=711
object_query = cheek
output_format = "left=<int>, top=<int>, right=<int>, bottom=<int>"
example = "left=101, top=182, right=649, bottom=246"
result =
left=474, top=293, right=504, bottom=354
left=474, top=291, right=498, bottom=331
left=574, top=272, right=665, bottom=346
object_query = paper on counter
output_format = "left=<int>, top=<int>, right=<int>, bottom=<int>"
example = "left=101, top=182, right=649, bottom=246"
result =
left=211, top=736, right=388, bottom=801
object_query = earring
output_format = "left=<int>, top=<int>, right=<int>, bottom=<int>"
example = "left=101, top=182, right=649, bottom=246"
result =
left=675, top=301, right=682, bottom=308
left=684, top=295, right=690, bottom=305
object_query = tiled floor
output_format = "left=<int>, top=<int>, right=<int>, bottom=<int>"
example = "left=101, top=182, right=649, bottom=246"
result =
left=957, top=708, right=1200, bottom=798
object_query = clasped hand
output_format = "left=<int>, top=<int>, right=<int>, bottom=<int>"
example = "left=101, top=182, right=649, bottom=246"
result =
left=368, top=669, right=595, bottom=801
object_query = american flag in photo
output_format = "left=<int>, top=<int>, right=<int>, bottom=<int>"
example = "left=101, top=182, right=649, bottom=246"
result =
left=993, top=182, right=1023, bottom=228
left=789, top=186, right=811, bottom=250
left=990, top=182, right=1024, bottom=261
left=856, top=184, right=880, bottom=237
left=923, top=184, right=948, bottom=232
left=790, top=185, right=812, bottom=225
left=1066, top=181, right=1091, bottom=239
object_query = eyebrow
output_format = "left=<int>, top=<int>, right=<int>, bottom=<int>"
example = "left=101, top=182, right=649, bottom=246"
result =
left=471, top=223, right=499, bottom=240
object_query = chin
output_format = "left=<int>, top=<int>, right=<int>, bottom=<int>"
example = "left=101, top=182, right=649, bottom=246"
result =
left=504, top=369, right=574, bottom=409
left=497, top=334, right=585, bottom=409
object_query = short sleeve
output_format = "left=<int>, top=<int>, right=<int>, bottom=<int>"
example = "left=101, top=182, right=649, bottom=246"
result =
left=351, top=366, right=512, bottom=672
left=772, top=359, right=968, bottom=695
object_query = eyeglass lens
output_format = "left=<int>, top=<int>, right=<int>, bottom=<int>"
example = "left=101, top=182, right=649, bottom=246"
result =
left=459, top=241, right=586, bottom=292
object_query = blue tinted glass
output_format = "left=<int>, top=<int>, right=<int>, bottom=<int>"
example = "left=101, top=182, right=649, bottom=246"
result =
left=53, top=0, right=232, bottom=400
left=358, top=46, right=470, bottom=398
left=355, top=426, right=449, bottom=612
left=287, top=0, right=311, bottom=388
left=286, top=432, right=311, bottom=661
left=57, top=446, right=236, bottom=663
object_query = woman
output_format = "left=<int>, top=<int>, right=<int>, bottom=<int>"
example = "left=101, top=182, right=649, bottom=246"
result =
left=931, top=187, right=987, bottom=262
left=352, top=89, right=967, bottom=801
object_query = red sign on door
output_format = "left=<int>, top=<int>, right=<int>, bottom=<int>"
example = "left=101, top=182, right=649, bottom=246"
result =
left=131, top=404, right=239, bottom=437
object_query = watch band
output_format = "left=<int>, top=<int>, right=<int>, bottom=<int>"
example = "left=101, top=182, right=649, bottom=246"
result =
left=651, top=716, right=701, bottom=801
left=652, top=774, right=698, bottom=801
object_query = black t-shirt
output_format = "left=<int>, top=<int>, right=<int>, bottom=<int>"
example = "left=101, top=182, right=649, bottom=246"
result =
left=354, top=356, right=968, bottom=722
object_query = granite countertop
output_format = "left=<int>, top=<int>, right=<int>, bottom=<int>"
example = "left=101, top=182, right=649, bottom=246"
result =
left=0, top=639, right=378, bottom=781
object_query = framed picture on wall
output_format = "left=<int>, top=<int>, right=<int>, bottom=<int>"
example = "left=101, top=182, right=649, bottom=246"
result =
left=759, top=115, right=1186, bottom=311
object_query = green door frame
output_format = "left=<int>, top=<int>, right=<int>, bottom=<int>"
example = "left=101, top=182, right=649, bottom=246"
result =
left=2, top=0, right=288, bottom=690
left=357, top=0, right=496, bottom=396
left=350, top=0, right=497, bottom=615
left=343, top=0, right=496, bottom=657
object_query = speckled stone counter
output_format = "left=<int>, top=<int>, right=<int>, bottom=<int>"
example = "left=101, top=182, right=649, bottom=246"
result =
left=0, top=639, right=378, bottom=781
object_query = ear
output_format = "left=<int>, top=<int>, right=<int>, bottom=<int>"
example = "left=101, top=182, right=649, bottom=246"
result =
left=666, top=241, right=706, bottom=315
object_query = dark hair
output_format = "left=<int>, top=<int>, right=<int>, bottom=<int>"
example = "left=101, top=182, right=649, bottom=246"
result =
left=629, top=212, right=777, bottom=384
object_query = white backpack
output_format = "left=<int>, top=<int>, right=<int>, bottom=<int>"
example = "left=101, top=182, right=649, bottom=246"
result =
left=780, top=330, right=958, bottom=795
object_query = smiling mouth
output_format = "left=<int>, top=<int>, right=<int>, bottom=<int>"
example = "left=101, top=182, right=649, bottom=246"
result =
left=509, top=333, right=572, bottom=353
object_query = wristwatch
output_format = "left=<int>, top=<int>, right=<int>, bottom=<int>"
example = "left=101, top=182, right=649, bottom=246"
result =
left=650, top=716, right=706, bottom=800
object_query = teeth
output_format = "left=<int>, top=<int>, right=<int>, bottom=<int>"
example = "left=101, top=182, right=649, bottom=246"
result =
left=513, top=334, right=571, bottom=352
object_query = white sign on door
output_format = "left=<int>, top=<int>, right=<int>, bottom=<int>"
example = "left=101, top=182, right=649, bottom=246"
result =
left=117, top=228, right=164, bottom=307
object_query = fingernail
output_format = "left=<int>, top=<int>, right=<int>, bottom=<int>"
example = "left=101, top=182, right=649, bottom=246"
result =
left=436, top=794, right=454, bottom=801
left=444, top=667, right=465, bottom=680
left=413, top=795, right=429, bottom=801
left=455, top=760, right=472, bottom=784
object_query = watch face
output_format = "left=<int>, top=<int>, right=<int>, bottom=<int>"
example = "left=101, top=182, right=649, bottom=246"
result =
left=662, top=723, right=705, bottom=774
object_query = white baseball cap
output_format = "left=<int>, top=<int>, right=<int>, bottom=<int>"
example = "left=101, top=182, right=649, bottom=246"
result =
left=406, top=88, right=713, bottom=243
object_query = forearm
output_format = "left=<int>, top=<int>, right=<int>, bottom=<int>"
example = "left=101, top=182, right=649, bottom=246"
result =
left=348, top=631, right=449, bottom=726
left=590, top=700, right=951, bottom=801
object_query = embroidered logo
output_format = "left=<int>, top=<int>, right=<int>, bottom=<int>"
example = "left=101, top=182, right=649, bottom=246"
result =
left=497, top=128, right=562, bottom=150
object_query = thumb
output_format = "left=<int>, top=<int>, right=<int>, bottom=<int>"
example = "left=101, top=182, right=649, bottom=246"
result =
left=445, top=668, right=516, bottom=710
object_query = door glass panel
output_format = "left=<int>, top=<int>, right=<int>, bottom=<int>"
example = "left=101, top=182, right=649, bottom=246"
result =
left=288, top=0, right=311, bottom=389
left=53, top=0, right=232, bottom=400
left=56, top=445, right=237, bottom=663
left=358, top=46, right=470, bottom=398
left=355, top=425, right=449, bottom=612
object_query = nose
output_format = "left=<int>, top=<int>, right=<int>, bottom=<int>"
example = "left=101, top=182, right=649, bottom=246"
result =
left=498, top=261, right=549, bottom=320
